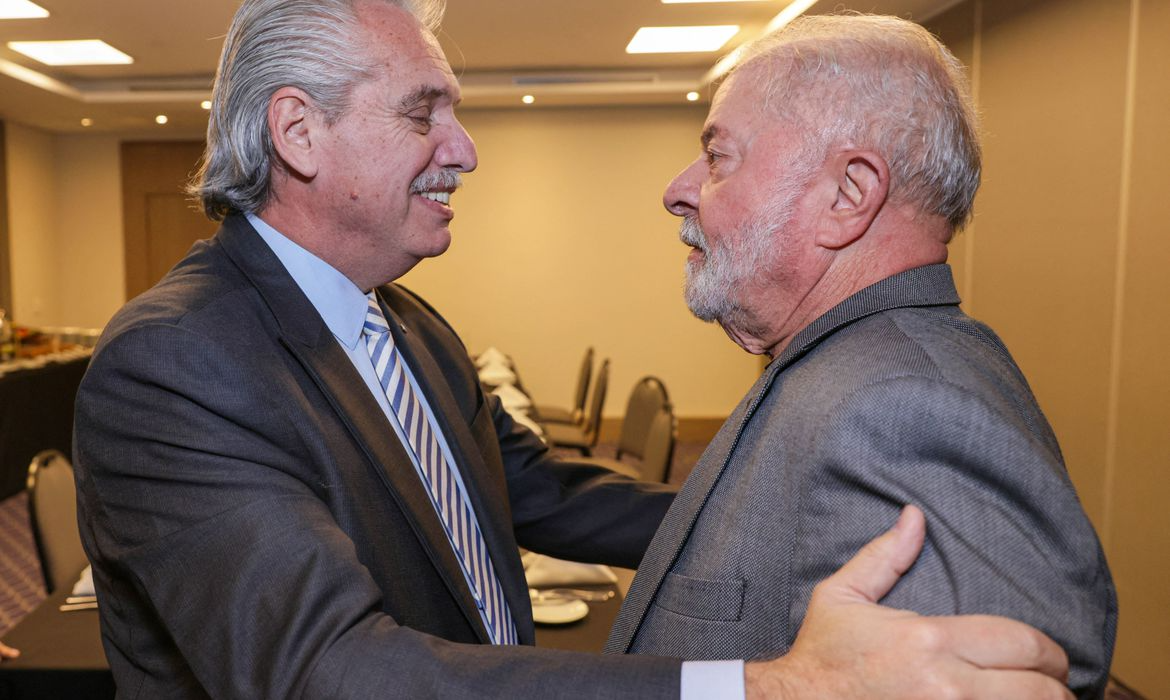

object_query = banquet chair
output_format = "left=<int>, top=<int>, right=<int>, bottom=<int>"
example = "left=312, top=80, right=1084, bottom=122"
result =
left=544, top=358, right=609, bottom=456
left=534, top=347, right=593, bottom=425
left=614, top=377, right=670, bottom=462
left=580, top=377, right=676, bottom=483
left=638, top=408, right=677, bottom=483
left=27, top=449, right=88, bottom=594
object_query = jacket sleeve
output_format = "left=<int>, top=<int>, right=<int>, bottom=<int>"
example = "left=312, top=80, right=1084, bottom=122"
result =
left=74, top=322, right=682, bottom=699
left=794, top=375, right=1116, bottom=699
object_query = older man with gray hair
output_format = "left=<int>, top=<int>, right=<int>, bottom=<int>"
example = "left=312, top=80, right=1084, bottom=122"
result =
left=71, top=1, right=1081, bottom=697
left=607, top=13, right=1117, bottom=700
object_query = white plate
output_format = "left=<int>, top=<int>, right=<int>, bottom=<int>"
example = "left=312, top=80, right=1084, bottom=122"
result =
left=531, top=598, right=589, bottom=625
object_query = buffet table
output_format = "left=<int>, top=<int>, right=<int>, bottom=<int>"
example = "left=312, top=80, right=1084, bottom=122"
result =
left=0, top=353, right=90, bottom=500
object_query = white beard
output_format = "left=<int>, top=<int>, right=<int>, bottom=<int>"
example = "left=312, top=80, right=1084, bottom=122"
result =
left=679, top=183, right=801, bottom=326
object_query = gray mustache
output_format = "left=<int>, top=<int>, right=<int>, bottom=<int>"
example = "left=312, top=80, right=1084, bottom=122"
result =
left=410, top=169, right=462, bottom=194
left=679, top=216, right=706, bottom=251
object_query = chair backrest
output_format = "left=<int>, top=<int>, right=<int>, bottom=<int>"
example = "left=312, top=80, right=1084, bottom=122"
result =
left=27, top=449, right=87, bottom=594
left=638, top=407, right=677, bottom=483
left=582, top=359, right=610, bottom=446
left=616, top=376, right=671, bottom=461
left=571, top=347, right=594, bottom=421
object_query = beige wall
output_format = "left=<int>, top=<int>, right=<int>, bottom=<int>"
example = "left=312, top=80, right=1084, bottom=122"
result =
left=929, top=1, right=1169, bottom=695
left=401, top=106, right=763, bottom=418
left=54, top=134, right=124, bottom=329
left=1110, top=0, right=1170, bottom=693
left=6, top=122, right=59, bottom=326
left=3, top=125, right=124, bottom=329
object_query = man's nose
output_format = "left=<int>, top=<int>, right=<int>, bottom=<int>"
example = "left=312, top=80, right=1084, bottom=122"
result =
left=439, top=118, right=478, bottom=173
left=663, top=158, right=703, bottom=217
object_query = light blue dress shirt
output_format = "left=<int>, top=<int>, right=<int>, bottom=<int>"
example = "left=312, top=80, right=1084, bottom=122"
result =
left=246, top=213, right=744, bottom=698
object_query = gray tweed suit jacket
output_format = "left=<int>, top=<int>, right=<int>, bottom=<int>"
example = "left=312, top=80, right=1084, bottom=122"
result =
left=607, top=264, right=1117, bottom=699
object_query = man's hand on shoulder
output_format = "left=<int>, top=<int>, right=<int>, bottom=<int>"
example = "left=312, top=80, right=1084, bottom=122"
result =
left=743, top=506, right=1073, bottom=700
left=0, top=641, right=19, bottom=661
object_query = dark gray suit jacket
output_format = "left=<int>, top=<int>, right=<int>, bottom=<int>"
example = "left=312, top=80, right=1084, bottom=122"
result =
left=607, top=265, right=1117, bottom=699
left=73, top=215, right=680, bottom=698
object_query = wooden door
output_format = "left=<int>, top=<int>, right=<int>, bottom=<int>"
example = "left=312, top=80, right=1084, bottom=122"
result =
left=121, top=141, right=219, bottom=300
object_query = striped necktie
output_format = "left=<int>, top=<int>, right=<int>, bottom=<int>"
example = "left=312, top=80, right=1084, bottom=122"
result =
left=362, top=293, right=518, bottom=645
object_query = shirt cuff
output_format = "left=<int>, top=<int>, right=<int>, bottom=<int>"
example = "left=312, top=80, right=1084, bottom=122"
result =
left=680, top=659, right=745, bottom=700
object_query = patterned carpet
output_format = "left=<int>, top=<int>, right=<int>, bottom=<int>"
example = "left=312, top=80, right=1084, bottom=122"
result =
left=0, top=447, right=1145, bottom=697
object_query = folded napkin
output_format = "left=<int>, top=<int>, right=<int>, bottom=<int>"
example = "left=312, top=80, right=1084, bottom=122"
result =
left=478, top=356, right=511, bottom=373
left=477, top=364, right=517, bottom=386
left=522, top=553, right=617, bottom=588
left=491, top=383, right=532, bottom=410
left=72, top=565, right=95, bottom=597
left=475, top=347, right=510, bottom=369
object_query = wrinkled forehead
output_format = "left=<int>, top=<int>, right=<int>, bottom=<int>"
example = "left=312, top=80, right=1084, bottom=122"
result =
left=705, top=64, right=768, bottom=128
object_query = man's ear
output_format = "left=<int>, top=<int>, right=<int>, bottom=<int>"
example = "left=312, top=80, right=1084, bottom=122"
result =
left=268, top=86, right=319, bottom=180
left=815, top=150, right=889, bottom=249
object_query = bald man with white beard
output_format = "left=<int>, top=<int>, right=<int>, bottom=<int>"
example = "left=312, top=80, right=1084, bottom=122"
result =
left=607, top=14, right=1116, bottom=700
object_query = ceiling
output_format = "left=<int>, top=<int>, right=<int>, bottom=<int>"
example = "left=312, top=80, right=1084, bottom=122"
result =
left=0, top=0, right=958, bottom=137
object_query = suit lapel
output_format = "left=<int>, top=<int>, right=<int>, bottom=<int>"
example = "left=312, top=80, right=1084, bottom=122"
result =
left=375, top=290, right=533, bottom=643
left=285, top=333, right=494, bottom=643
left=216, top=216, right=493, bottom=644
left=605, top=264, right=962, bottom=653
left=605, top=356, right=789, bottom=653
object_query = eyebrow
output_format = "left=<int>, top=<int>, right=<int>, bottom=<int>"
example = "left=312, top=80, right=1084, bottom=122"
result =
left=700, top=124, right=724, bottom=148
left=396, top=85, right=450, bottom=112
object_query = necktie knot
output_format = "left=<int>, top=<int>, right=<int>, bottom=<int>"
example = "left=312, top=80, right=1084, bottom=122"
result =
left=363, top=293, right=391, bottom=338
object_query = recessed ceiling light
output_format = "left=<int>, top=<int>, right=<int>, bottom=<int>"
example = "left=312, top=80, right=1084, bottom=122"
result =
left=0, top=0, right=48, bottom=19
left=686, top=91, right=701, bottom=102
left=521, top=94, right=535, bottom=105
left=7, top=40, right=133, bottom=66
left=200, top=100, right=211, bottom=110
left=626, top=26, right=740, bottom=54
left=155, top=114, right=168, bottom=125
left=80, top=117, right=93, bottom=127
